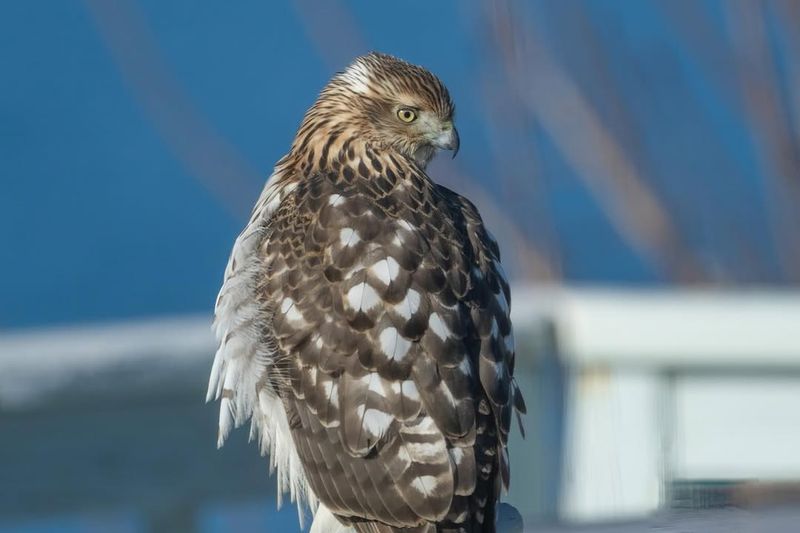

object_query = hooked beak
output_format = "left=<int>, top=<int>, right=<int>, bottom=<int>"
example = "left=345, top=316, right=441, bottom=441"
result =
left=434, top=126, right=460, bottom=159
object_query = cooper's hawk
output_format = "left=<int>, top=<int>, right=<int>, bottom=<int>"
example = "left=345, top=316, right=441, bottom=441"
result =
left=207, top=52, right=525, bottom=532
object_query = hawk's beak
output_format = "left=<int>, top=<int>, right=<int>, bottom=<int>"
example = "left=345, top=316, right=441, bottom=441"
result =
left=435, top=126, right=460, bottom=159
left=449, top=127, right=460, bottom=159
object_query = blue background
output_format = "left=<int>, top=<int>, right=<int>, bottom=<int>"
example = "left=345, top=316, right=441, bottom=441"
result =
left=2, top=1, right=797, bottom=325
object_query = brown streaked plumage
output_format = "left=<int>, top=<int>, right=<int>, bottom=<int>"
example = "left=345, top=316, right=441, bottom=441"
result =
left=207, top=52, right=525, bottom=533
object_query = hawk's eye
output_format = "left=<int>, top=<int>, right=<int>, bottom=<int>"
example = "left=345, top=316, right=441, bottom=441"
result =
left=397, top=108, right=417, bottom=123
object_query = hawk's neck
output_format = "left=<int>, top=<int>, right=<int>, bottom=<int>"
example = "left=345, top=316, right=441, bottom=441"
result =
left=288, top=135, right=428, bottom=185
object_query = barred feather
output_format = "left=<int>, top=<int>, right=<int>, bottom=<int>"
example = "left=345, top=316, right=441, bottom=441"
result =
left=207, top=53, right=524, bottom=533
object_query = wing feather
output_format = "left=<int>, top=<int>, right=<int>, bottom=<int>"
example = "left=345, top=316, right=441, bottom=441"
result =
left=245, top=163, right=524, bottom=530
left=205, top=172, right=315, bottom=520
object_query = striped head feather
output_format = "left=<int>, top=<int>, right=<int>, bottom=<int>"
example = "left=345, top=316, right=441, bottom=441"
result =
left=290, top=52, right=459, bottom=170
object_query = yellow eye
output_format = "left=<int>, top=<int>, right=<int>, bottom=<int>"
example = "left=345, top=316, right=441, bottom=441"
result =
left=397, top=108, right=417, bottom=123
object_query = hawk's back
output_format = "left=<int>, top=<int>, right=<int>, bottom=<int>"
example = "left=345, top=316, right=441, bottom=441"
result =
left=256, top=153, right=523, bottom=532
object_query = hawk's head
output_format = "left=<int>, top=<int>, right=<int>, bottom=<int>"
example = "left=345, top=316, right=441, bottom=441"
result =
left=299, top=52, right=458, bottom=169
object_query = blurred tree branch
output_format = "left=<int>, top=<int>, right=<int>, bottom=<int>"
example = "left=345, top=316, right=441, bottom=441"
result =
left=656, top=0, right=781, bottom=283
left=82, top=0, right=263, bottom=220
left=486, top=0, right=707, bottom=283
left=723, top=0, right=800, bottom=283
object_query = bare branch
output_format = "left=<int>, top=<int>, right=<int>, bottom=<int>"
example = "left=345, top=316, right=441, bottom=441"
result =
left=82, top=0, right=263, bottom=220
left=485, top=0, right=707, bottom=283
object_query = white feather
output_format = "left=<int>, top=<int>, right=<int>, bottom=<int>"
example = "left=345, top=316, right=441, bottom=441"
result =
left=346, top=282, right=380, bottom=312
left=367, top=374, right=385, bottom=395
left=362, top=408, right=393, bottom=438
left=207, top=171, right=316, bottom=525
left=394, top=289, right=421, bottom=319
left=401, top=380, right=420, bottom=402
left=370, top=257, right=400, bottom=286
left=339, top=228, right=360, bottom=246
left=310, top=504, right=354, bottom=533
left=428, top=312, right=451, bottom=341
left=411, top=475, right=442, bottom=496
left=379, top=327, right=411, bottom=362
left=340, top=59, right=371, bottom=94
left=458, top=356, right=473, bottom=377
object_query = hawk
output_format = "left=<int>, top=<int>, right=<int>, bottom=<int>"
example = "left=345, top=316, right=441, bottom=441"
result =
left=207, top=52, right=526, bottom=532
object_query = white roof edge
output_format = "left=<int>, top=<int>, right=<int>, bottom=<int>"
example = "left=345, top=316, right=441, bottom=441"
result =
left=512, top=287, right=800, bottom=368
